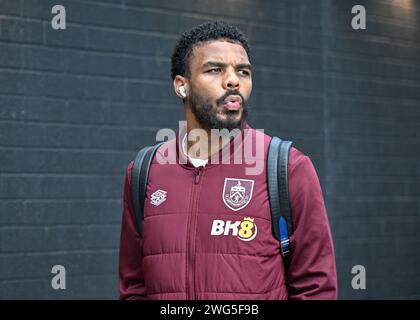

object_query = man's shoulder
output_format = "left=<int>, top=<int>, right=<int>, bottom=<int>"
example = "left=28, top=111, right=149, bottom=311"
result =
left=288, top=146, right=319, bottom=184
left=244, top=123, right=311, bottom=169
left=243, top=124, right=273, bottom=149
left=289, top=146, right=309, bottom=169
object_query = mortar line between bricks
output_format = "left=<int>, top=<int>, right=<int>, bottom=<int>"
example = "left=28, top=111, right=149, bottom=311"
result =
left=330, top=50, right=420, bottom=67
left=4, top=85, right=419, bottom=102
left=0, top=66, right=169, bottom=84
left=328, top=134, right=419, bottom=143
left=1, top=14, right=178, bottom=39
left=0, top=119, right=180, bottom=129
left=333, top=31, right=420, bottom=51
left=1, top=12, right=322, bottom=39
left=0, top=39, right=175, bottom=60
left=0, top=248, right=118, bottom=257
left=322, top=72, right=420, bottom=88
left=328, top=195, right=420, bottom=201
left=0, top=273, right=119, bottom=283
left=382, top=0, right=420, bottom=12
left=85, top=0, right=420, bottom=30
left=6, top=46, right=420, bottom=85
left=246, top=44, right=322, bottom=56
left=325, top=44, right=420, bottom=64
left=0, top=223, right=122, bottom=227
left=323, top=94, right=420, bottom=106
left=254, top=65, right=420, bottom=84
left=0, top=93, right=182, bottom=108
left=75, top=0, right=322, bottom=30
left=0, top=118, right=170, bottom=131
left=330, top=109, right=420, bottom=117
left=4, top=21, right=420, bottom=58
left=82, top=3, right=318, bottom=33
left=0, top=197, right=121, bottom=201
left=330, top=215, right=420, bottom=220
left=327, top=135, right=420, bottom=145
left=3, top=91, right=420, bottom=107
left=0, top=94, right=176, bottom=106
left=0, top=116, right=319, bottom=128
left=0, top=41, right=172, bottom=61
left=323, top=157, right=420, bottom=164
left=0, top=38, right=324, bottom=61
left=0, top=197, right=122, bottom=201
left=332, top=11, right=420, bottom=30
left=0, top=142, right=417, bottom=155
left=0, top=172, right=127, bottom=176
left=4, top=61, right=420, bottom=94
left=0, top=130, right=322, bottom=140
left=0, top=172, right=123, bottom=178
left=324, top=168, right=418, bottom=175
left=9, top=13, right=420, bottom=53
left=326, top=174, right=420, bottom=181
left=0, top=223, right=120, bottom=230
left=0, top=146, right=145, bottom=153
left=0, top=66, right=356, bottom=87
left=1, top=129, right=413, bottom=146
left=324, top=112, right=420, bottom=122
left=0, top=120, right=162, bottom=131
left=333, top=235, right=420, bottom=241
left=328, top=71, right=420, bottom=86
left=325, top=51, right=420, bottom=70
left=0, top=146, right=137, bottom=153
left=321, top=131, right=418, bottom=140
left=0, top=198, right=121, bottom=203
left=0, top=89, right=324, bottom=101
left=24, top=0, right=420, bottom=29
left=0, top=110, right=323, bottom=122
left=273, top=112, right=420, bottom=126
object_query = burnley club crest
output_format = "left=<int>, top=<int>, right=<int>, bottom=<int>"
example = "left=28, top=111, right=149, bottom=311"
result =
left=223, top=178, right=254, bottom=211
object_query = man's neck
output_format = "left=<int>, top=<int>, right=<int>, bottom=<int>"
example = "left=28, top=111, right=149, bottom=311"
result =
left=184, top=107, right=233, bottom=160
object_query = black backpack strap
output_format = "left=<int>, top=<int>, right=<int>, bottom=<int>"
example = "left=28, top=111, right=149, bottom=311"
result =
left=131, top=142, right=163, bottom=235
left=267, top=136, right=293, bottom=261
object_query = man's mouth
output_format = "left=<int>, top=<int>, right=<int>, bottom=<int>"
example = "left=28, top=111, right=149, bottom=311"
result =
left=223, top=95, right=242, bottom=111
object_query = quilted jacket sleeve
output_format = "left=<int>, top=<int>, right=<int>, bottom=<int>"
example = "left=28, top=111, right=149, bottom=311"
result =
left=286, top=152, right=338, bottom=299
left=119, top=161, right=148, bottom=300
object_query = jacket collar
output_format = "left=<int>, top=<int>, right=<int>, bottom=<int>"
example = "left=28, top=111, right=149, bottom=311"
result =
left=176, top=121, right=251, bottom=168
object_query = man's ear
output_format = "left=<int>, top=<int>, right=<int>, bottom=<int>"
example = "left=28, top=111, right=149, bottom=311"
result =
left=173, top=75, right=188, bottom=99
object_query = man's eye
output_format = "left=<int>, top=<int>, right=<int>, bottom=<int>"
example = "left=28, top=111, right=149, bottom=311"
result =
left=238, top=70, right=250, bottom=76
left=207, top=68, right=222, bottom=73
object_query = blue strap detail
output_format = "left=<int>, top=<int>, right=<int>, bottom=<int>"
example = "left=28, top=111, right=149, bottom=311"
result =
left=279, top=216, right=291, bottom=257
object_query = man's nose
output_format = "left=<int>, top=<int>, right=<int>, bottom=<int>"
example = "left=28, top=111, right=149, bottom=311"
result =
left=223, top=68, right=240, bottom=90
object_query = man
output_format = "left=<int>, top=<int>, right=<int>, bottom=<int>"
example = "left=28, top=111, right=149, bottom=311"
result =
left=119, top=21, right=337, bottom=300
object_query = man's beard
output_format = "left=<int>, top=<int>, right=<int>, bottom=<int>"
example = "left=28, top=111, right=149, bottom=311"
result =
left=187, top=86, right=248, bottom=132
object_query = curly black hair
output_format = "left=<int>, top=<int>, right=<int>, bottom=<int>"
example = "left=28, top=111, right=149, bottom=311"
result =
left=170, top=21, right=251, bottom=80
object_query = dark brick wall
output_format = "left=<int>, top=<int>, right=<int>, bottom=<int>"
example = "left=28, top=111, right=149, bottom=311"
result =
left=0, top=0, right=419, bottom=299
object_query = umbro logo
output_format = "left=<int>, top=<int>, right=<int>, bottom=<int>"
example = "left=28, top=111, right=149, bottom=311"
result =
left=150, top=189, right=167, bottom=206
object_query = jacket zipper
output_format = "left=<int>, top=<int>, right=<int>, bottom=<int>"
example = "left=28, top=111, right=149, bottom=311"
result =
left=186, top=166, right=204, bottom=300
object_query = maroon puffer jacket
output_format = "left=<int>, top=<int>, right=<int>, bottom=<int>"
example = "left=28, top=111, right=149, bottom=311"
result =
left=119, top=123, right=337, bottom=300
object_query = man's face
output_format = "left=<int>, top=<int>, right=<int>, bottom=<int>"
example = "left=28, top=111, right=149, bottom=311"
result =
left=186, top=40, right=252, bottom=131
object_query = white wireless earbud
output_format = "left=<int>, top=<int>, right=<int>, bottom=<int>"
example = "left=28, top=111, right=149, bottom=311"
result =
left=179, top=86, right=186, bottom=98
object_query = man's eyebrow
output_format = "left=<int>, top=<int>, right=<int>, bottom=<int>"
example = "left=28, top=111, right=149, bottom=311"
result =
left=202, top=61, right=252, bottom=70
left=236, top=63, right=252, bottom=70
left=202, top=61, right=227, bottom=69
